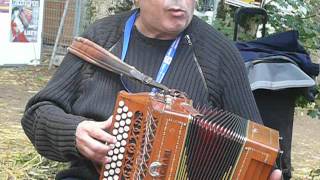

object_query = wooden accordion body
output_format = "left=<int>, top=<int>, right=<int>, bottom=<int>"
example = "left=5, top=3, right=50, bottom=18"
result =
left=99, top=91, right=279, bottom=180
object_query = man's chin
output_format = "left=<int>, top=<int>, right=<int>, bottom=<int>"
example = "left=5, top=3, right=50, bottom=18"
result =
left=165, top=24, right=188, bottom=35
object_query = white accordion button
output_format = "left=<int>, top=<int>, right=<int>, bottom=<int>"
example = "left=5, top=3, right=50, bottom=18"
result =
left=127, top=111, right=133, bottom=118
left=108, top=150, right=113, bottom=156
left=121, top=140, right=127, bottom=146
left=112, top=155, right=118, bottom=161
left=112, top=129, right=118, bottom=135
left=123, top=106, right=128, bottom=112
left=115, top=115, right=121, bottom=121
left=123, top=133, right=128, bottom=139
left=115, top=168, right=121, bottom=174
left=114, top=175, right=119, bottom=180
left=120, top=120, right=125, bottom=127
left=116, top=161, right=122, bottom=167
left=118, top=127, right=124, bottom=134
left=114, top=122, right=120, bottom=128
left=115, top=142, right=121, bottom=148
left=121, top=113, right=127, bottom=119
left=111, top=162, right=116, bottom=169
left=125, top=119, right=131, bottom=125
left=118, top=101, right=124, bottom=107
left=124, top=126, right=130, bottom=132
left=116, top=135, right=122, bottom=141
left=114, top=148, right=119, bottom=154
left=118, top=154, right=123, bottom=160
left=108, top=176, right=113, bottom=180
left=117, top=108, right=122, bottom=114
left=109, top=144, right=115, bottom=150
left=104, top=171, right=109, bottom=177
left=119, top=147, right=125, bottom=153
left=105, top=164, right=110, bottom=170
left=110, top=169, right=115, bottom=175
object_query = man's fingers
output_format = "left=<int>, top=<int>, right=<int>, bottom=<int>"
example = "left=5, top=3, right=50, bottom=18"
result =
left=75, top=119, right=116, bottom=163
left=90, top=128, right=117, bottom=144
left=84, top=135, right=111, bottom=154
left=79, top=143, right=111, bottom=164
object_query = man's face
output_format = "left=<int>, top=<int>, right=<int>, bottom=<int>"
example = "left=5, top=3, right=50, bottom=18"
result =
left=138, top=0, right=196, bottom=37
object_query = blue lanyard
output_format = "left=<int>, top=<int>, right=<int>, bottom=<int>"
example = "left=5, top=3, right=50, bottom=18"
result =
left=121, top=11, right=181, bottom=92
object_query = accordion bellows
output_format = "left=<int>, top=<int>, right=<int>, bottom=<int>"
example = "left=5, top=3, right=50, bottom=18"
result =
left=99, top=91, right=279, bottom=180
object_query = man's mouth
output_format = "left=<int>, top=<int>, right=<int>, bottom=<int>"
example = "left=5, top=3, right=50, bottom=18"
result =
left=168, top=7, right=186, bottom=17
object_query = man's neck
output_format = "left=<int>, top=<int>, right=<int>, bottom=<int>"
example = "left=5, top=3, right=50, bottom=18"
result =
left=135, top=16, right=179, bottom=40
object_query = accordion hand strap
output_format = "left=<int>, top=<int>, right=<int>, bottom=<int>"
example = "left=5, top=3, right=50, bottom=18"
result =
left=68, top=37, right=169, bottom=92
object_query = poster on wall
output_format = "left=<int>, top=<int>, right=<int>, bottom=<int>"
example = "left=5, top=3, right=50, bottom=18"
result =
left=0, top=0, right=44, bottom=65
left=10, top=0, right=40, bottom=43
left=225, top=0, right=264, bottom=7
left=0, top=0, right=9, bottom=13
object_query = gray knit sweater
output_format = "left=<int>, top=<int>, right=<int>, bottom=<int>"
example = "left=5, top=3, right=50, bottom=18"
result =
left=21, top=10, right=261, bottom=179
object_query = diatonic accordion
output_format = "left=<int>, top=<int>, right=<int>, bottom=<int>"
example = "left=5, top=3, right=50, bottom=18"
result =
left=99, top=91, right=279, bottom=180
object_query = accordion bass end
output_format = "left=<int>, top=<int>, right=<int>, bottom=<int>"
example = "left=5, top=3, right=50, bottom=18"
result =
left=100, top=91, right=280, bottom=180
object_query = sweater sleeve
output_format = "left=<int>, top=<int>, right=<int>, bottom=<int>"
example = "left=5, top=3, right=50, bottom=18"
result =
left=21, top=53, right=90, bottom=162
left=219, top=42, right=263, bottom=124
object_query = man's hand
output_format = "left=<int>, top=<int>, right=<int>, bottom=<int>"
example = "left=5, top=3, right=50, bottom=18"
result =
left=76, top=116, right=116, bottom=164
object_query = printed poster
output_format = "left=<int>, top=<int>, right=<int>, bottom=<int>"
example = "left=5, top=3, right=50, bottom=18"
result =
left=10, top=0, right=40, bottom=42
left=0, top=0, right=9, bottom=13
left=225, top=0, right=264, bottom=7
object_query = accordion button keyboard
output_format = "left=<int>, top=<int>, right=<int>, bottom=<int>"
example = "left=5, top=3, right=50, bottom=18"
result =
left=103, top=102, right=134, bottom=179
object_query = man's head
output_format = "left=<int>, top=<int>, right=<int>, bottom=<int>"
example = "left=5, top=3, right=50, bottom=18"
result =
left=136, top=0, right=196, bottom=40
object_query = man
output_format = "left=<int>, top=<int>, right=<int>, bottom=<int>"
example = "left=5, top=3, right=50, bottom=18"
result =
left=21, top=0, right=281, bottom=179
